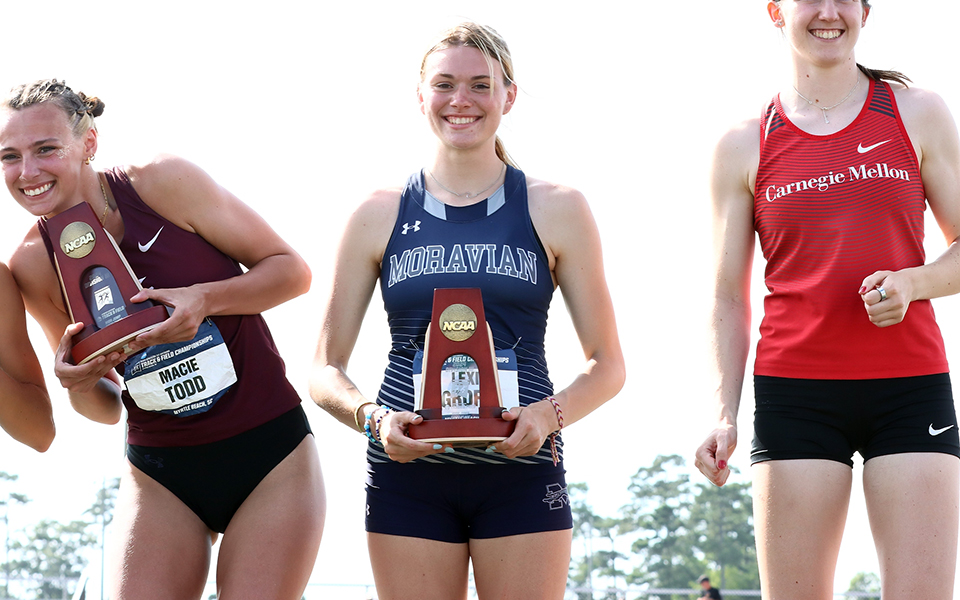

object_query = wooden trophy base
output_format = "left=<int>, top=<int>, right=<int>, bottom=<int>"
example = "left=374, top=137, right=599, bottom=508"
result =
left=73, top=304, right=169, bottom=365
left=409, top=407, right=516, bottom=447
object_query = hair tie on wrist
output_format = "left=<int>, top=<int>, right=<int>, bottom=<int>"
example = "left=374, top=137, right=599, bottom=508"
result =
left=544, top=396, right=563, bottom=466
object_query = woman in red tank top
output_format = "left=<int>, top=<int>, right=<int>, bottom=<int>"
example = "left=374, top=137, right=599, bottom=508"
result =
left=695, top=1, right=960, bottom=598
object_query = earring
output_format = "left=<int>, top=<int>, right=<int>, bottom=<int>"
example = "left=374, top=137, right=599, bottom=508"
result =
left=84, top=155, right=95, bottom=165
left=775, top=19, right=784, bottom=27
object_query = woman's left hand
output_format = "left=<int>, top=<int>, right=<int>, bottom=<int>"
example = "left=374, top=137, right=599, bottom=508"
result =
left=860, top=269, right=915, bottom=328
left=493, top=401, right=559, bottom=459
left=125, top=285, right=208, bottom=351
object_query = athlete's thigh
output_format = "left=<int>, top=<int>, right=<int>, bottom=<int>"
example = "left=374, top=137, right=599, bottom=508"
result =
left=470, top=529, right=572, bottom=600
left=863, top=452, right=959, bottom=600
left=752, top=459, right=852, bottom=600
left=216, top=435, right=325, bottom=600
left=108, top=460, right=213, bottom=600
left=368, top=532, right=470, bottom=600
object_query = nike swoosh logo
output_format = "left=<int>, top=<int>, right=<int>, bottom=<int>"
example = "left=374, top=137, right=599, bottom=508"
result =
left=138, top=227, right=164, bottom=252
left=857, top=140, right=891, bottom=153
left=929, top=424, right=955, bottom=436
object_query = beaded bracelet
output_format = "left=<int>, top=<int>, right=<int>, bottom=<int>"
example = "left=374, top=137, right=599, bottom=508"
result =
left=374, top=407, right=393, bottom=442
left=363, top=417, right=378, bottom=444
left=545, top=396, right=564, bottom=466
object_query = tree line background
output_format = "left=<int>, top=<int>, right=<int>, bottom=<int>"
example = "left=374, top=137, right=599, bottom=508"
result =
left=0, top=457, right=881, bottom=600
left=567, top=455, right=881, bottom=600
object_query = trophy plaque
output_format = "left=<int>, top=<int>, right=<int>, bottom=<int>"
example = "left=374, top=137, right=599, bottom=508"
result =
left=408, top=288, right=515, bottom=446
left=44, top=201, right=168, bottom=365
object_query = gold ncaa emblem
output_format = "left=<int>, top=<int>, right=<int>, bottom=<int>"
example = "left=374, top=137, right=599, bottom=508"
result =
left=439, top=303, right=478, bottom=342
left=59, top=221, right=97, bottom=259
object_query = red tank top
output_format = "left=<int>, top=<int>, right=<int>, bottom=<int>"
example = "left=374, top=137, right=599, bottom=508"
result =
left=753, top=79, right=948, bottom=379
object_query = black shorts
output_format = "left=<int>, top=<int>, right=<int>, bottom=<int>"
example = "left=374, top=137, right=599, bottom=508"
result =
left=751, top=374, right=960, bottom=466
left=127, top=405, right=312, bottom=533
left=365, top=460, right=573, bottom=543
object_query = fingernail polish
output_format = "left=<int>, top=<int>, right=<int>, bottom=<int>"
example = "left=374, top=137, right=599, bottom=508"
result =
left=444, top=447, right=456, bottom=454
left=718, top=460, right=727, bottom=470
left=433, top=444, right=443, bottom=450
left=485, top=445, right=496, bottom=453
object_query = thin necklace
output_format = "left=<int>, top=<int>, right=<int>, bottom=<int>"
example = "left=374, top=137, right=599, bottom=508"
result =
left=427, top=163, right=505, bottom=199
left=97, top=176, right=110, bottom=225
left=792, top=74, right=861, bottom=124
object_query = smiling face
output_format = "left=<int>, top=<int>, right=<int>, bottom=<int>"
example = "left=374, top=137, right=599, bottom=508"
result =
left=0, top=103, right=96, bottom=217
left=418, top=45, right=517, bottom=154
left=769, top=0, right=869, bottom=67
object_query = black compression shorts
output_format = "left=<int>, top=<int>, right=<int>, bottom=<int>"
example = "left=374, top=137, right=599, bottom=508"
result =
left=751, top=374, right=960, bottom=466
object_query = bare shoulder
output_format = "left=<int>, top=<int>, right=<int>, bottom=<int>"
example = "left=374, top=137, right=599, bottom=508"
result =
left=892, top=83, right=951, bottom=118
left=526, top=176, right=590, bottom=224
left=123, top=154, right=211, bottom=192
left=122, top=154, right=220, bottom=231
left=8, top=225, right=66, bottom=345
left=340, top=187, right=404, bottom=262
left=714, top=116, right=762, bottom=169
left=893, top=84, right=958, bottom=145
left=8, top=225, right=57, bottom=305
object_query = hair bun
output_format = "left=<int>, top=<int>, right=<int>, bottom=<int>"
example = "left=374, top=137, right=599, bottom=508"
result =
left=77, top=92, right=105, bottom=118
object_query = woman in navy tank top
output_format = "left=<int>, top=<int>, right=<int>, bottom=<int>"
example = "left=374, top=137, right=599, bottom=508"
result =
left=0, top=261, right=52, bottom=452
left=310, top=22, right=624, bottom=600
left=695, top=2, right=960, bottom=598
left=1, top=80, right=324, bottom=599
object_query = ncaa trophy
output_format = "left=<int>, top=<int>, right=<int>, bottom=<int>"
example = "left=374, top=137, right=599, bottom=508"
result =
left=408, top=288, right=515, bottom=445
left=43, top=201, right=168, bottom=365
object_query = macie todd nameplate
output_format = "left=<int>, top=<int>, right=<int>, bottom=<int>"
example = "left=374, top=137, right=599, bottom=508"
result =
left=408, top=288, right=515, bottom=446
left=43, top=201, right=168, bottom=365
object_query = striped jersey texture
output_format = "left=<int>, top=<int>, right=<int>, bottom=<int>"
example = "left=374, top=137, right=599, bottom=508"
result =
left=753, top=79, right=947, bottom=379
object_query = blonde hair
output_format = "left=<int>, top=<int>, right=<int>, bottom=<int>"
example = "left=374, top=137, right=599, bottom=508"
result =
left=421, top=22, right=517, bottom=168
left=4, top=79, right=105, bottom=137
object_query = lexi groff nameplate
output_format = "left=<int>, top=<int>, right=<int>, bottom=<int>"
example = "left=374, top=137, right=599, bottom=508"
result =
left=408, top=288, right=515, bottom=446
left=42, top=201, right=168, bottom=365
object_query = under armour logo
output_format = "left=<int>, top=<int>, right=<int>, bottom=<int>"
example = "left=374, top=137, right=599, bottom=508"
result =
left=542, top=483, right=569, bottom=510
left=144, top=454, right=164, bottom=468
left=402, top=221, right=421, bottom=235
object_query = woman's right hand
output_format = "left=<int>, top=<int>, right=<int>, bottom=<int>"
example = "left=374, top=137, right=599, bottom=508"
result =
left=377, top=409, right=450, bottom=463
left=53, top=322, right=124, bottom=393
left=695, top=424, right=738, bottom=486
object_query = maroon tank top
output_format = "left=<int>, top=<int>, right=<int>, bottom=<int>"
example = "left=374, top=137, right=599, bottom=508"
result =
left=40, top=167, right=302, bottom=446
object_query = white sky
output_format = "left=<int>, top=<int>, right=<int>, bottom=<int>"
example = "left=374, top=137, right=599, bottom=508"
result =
left=3, top=0, right=960, bottom=596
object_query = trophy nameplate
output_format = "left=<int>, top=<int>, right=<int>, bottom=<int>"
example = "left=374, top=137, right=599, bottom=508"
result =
left=408, top=288, right=515, bottom=446
left=44, top=202, right=168, bottom=365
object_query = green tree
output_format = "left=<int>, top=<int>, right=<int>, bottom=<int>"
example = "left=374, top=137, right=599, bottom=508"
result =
left=9, top=519, right=96, bottom=600
left=847, top=571, right=880, bottom=598
left=570, top=483, right=626, bottom=600
left=689, top=475, right=759, bottom=590
left=0, top=472, right=29, bottom=600
left=619, top=454, right=704, bottom=598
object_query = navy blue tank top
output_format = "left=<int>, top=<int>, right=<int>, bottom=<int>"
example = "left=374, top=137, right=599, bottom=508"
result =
left=375, top=166, right=558, bottom=464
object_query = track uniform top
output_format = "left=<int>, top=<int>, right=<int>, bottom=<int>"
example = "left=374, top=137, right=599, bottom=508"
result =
left=376, top=165, right=556, bottom=465
left=754, top=79, right=948, bottom=379
left=39, top=167, right=302, bottom=447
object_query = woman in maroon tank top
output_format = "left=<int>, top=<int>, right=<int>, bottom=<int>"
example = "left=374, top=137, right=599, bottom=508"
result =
left=695, top=2, right=960, bottom=598
left=0, top=80, right=323, bottom=600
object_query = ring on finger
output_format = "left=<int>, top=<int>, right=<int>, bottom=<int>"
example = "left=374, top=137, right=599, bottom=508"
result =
left=877, top=286, right=887, bottom=302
